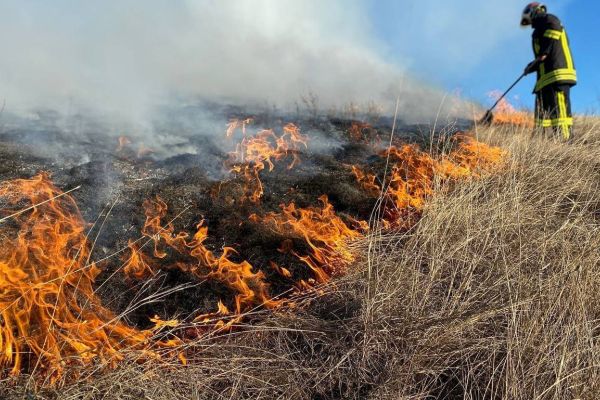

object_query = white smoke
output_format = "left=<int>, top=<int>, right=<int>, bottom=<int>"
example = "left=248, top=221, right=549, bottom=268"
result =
left=0, top=0, right=481, bottom=125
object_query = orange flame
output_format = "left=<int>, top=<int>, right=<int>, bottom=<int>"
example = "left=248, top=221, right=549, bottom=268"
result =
left=0, top=173, right=165, bottom=381
left=260, top=196, right=366, bottom=281
left=116, top=136, right=131, bottom=152
left=487, top=91, right=533, bottom=127
left=125, top=133, right=505, bottom=333
left=125, top=196, right=281, bottom=318
left=226, top=123, right=308, bottom=203
left=137, top=144, right=154, bottom=158
left=1, top=125, right=506, bottom=382
left=354, top=135, right=506, bottom=227
left=346, top=122, right=382, bottom=148
left=124, top=195, right=366, bottom=326
left=226, top=118, right=253, bottom=138
left=351, top=165, right=380, bottom=196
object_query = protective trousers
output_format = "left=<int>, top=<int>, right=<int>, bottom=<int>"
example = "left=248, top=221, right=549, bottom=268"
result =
left=535, top=83, right=573, bottom=140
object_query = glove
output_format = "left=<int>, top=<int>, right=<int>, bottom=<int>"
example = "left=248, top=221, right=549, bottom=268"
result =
left=524, top=60, right=540, bottom=75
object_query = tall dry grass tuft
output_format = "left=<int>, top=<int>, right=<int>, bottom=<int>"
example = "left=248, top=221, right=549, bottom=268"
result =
left=363, top=118, right=600, bottom=399
left=2, top=119, right=599, bottom=399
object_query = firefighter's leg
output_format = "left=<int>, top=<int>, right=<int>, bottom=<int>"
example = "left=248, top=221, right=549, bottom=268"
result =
left=534, top=91, right=542, bottom=133
left=533, top=92, right=541, bottom=137
left=535, top=87, right=553, bottom=138
left=554, top=86, right=573, bottom=141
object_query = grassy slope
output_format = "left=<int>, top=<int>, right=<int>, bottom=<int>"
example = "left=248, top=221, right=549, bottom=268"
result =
left=3, top=119, right=600, bottom=399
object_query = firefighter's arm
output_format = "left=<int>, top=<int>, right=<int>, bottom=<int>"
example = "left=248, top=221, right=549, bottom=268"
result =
left=525, top=26, right=555, bottom=75
left=524, top=55, right=547, bottom=75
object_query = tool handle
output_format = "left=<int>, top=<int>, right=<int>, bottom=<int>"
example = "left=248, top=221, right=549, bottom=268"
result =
left=487, top=73, right=526, bottom=113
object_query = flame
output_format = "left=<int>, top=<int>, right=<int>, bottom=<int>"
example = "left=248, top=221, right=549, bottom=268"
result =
left=449, top=135, right=506, bottom=174
left=116, top=136, right=154, bottom=159
left=126, top=133, right=505, bottom=329
left=346, top=121, right=382, bottom=148
left=150, top=315, right=180, bottom=330
left=116, top=136, right=131, bottom=152
left=349, top=122, right=367, bottom=141
left=260, top=196, right=366, bottom=280
left=124, top=194, right=367, bottom=325
left=122, top=239, right=157, bottom=280
left=353, top=135, right=506, bottom=227
left=351, top=165, right=380, bottom=196
left=124, top=196, right=281, bottom=318
left=137, top=144, right=154, bottom=158
left=270, top=261, right=292, bottom=279
left=1, top=124, right=505, bottom=382
left=226, top=122, right=308, bottom=203
left=0, top=173, right=165, bottom=381
left=486, top=91, right=533, bottom=127
left=226, top=118, right=253, bottom=138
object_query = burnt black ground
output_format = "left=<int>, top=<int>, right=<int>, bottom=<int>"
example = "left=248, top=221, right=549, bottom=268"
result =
left=0, top=105, right=471, bottom=328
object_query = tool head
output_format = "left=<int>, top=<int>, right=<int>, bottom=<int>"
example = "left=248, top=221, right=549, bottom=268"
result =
left=479, top=110, right=494, bottom=126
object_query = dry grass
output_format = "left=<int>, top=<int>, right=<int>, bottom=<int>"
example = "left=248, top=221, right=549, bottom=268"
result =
left=3, top=119, right=600, bottom=399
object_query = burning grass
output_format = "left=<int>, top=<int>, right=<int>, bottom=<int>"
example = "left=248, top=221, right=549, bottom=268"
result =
left=0, top=174, right=183, bottom=386
left=2, top=115, right=600, bottom=399
left=487, top=91, right=534, bottom=127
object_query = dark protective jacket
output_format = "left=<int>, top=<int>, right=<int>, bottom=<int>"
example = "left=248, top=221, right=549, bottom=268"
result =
left=532, top=13, right=577, bottom=92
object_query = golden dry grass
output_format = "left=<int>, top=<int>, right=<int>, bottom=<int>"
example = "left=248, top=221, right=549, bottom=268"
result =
left=2, top=118, right=600, bottom=399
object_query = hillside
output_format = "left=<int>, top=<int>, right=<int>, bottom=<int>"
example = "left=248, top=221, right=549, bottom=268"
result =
left=1, top=117, right=598, bottom=399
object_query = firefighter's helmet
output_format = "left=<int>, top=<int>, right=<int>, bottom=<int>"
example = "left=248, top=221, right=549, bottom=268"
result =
left=521, top=2, right=547, bottom=26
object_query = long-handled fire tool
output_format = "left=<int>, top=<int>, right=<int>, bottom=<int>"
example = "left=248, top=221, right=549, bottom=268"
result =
left=479, top=72, right=526, bottom=126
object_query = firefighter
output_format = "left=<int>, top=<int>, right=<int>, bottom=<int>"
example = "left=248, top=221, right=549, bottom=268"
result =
left=521, top=2, right=576, bottom=140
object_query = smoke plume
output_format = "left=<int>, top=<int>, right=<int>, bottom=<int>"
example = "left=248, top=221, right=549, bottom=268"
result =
left=0, top=0, right=480, bottom=125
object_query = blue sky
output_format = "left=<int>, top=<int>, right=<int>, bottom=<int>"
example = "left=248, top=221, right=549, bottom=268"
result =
left=369, top=1, right=599, bottom=113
